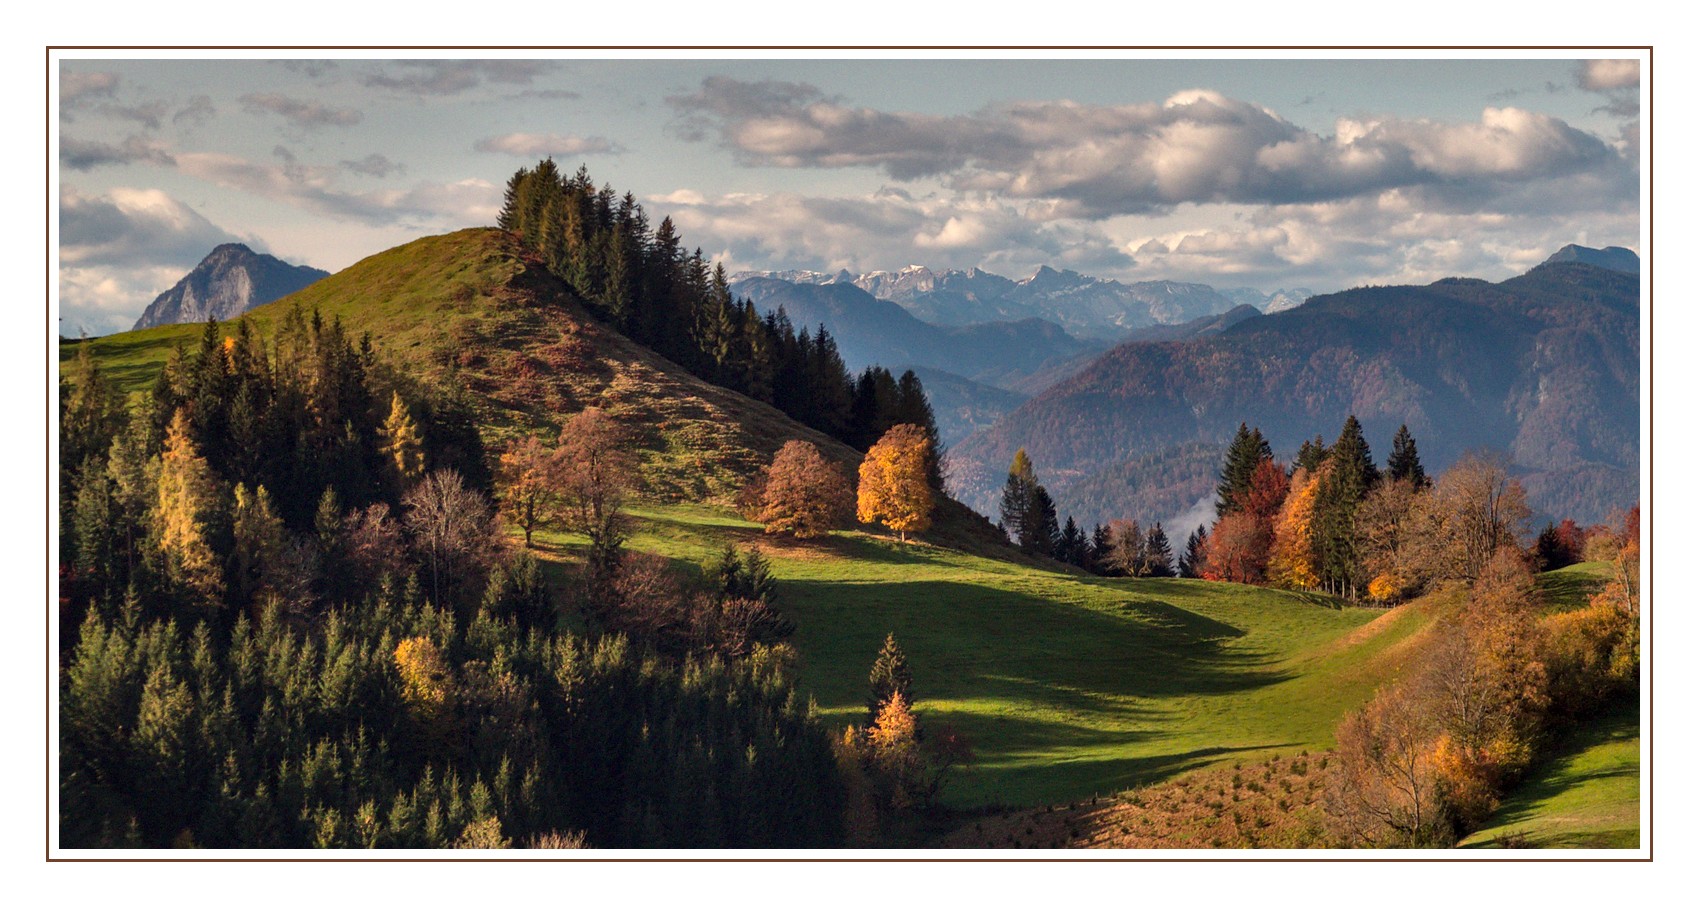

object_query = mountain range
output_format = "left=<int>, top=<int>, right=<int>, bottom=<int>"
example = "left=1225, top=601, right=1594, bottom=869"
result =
left=947, top=248, right=1640, bottom=530
left=733, top=264, right=1309, bottom=340
left=132, top=243, right=328, bottom=330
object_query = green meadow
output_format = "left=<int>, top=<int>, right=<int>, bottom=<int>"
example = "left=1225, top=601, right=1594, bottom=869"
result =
left=536, top=503, right=1436, bottom=808
left=1460, top=695, right=1641, bottom=849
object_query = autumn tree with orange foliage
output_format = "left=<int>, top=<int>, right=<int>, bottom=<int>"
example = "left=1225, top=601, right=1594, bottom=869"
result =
left=857, top=424, right=935, bottom=542
left=1355, top=476, right=1421, bottom=601
left=1199, top=511, right=1269, bottom=584
left=756, top=440, right=855, bottom=538
left=496, top=435, right=559, bottom=548
left=1268, top=466, right=1322, bottom=590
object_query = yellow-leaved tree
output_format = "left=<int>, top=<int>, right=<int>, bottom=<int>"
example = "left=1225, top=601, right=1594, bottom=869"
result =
left=1268, top=466, right=1322, bottom=590
left=856, top=424, right=934, bottom=542
left=379, top=391, right=426, bottom=489
left=156, top=409, right=224, bottom=611
left=495, top=434, right=558, bottom=548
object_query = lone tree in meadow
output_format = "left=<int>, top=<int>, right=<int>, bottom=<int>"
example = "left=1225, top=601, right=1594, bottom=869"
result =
left=857, top=424, right=935, bottom=542
left=555, top=407, right=637, bottom=609
left=496, top=434, right=560, bottom=548
left=866, top=632, right=915, bottom=726
left=756, top=440, right=855, bottom=538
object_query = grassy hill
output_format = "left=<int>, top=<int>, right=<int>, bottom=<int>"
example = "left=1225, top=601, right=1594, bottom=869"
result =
left=534, top=502, right=1440, bottom=810
left=1459, top=695, right=1640, bottom=849
left=61, top=228, right=1000, bottom=551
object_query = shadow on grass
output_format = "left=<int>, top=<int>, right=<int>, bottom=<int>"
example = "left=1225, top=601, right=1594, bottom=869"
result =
left=786, top=577, right=1293, bottom=707
left=1461, top=695, right=1640, bottom=847
left=1537, top=565, right=1610, bottom=614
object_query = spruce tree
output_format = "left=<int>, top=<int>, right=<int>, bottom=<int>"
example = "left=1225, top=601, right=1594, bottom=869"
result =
left=1311, top=415, right=1378, bottom=597
left=999, top=449, right=1039, bottom=547
left=1057, top=516, right=1088, bottom=567
left=1143, top=524, right=1175, bottom=577
left=1027, top=486, right=1061, bottom=558
left=1179, top=525, right=1208, bottom=579
left=894, top=370, right=944, bottom=490
left=1295, top=434, right=1328, bottom=473
left=1090, top=523, right=1112, bottom=575
left=1386, top=424, right=1427, bottom=488
left=866, top=633, right=914, bottom=726
left=1215, top=423, right=1273, bottom=518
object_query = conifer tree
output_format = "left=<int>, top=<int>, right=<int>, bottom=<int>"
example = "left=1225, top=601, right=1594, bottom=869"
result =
left=1179, top=525, right=1208, bottom=579
left=894, top=370, right=944, bottom=490
left=1215, top=423, right=1273, bottom=518
left=1295, top=434, right=1328, bottom=473
left=1143, top=523, right=1175, bottom=577
left=379, top=392, right=426, bottom=491
left=1090, top=522, right=1112, bottom=575
left=1025, top=485, right=1061, bottom=558
left=1386, top=424, right=1427, bottom=488
left=155, top=409, right=225, bottom=612
left=1057, top=516, right=1088, bottom=567
left=1000, top=449, right=1040, bottom=547
left=1312, top=415, right=1378, bottom=597
left=866, top=633, right=914, bottom=726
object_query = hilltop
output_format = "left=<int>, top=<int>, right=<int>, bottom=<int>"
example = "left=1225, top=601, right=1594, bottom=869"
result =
left=66, top=227, right=1005, bottom=549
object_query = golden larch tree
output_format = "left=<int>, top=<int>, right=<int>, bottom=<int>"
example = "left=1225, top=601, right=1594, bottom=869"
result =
left=856, top=424, right=934, bottom=542
left=155, top=409, right=224, bottom=610
left=1268, top=466, right=1323, bottom=590
left=379, top=391, right=426, bottom=488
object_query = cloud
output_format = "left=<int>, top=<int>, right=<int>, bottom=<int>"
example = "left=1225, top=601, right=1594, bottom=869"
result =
left=651, top=187, right=1131, bottom=278
left=61, top=70, right=118, bottom=105
left=508, top=88, right=580, bottom=101
left=474, top=132, right=624, bottom=157
left=173, top=95, right=216, bottom=128
left=101, top=100, right=170, bottom=131
left=60, top=135, right=175, bottom=171
left=59, top=185, right=250, bottom=335
left=1578, top=59, right=1639, bottom=91
left=61, top=185, right=242, bottom=267
left=1119, top=182, right=1637, bottom=292
left=278, top=60, right=339, bottom=80
left=340, top=154, right=406, bottom=178
left=241, top=93, right=364, bottom=128
left=173, top=151, right=498, bottom=226
left=669, top=79, right=1633, bottom=219
left=360, top=60, right=557, bottom=96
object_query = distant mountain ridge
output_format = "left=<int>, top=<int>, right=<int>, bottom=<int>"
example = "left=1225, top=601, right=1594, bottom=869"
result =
left=732, top=264, right=1306, bottom=338
left=1542, top=244, right=1640, bottom=274
left=949, top=251, right=1640, bottom=530
left=727, top=274, right=1103, bottom=387
left=132, top=244, right=329, bottom=330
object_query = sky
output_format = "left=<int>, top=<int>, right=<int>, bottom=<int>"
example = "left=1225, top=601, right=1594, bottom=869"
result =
left=54, top=53, right=1643, bottom=336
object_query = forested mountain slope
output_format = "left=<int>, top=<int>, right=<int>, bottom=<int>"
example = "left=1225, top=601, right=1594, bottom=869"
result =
left=950, top=259, right=1639, bottom=528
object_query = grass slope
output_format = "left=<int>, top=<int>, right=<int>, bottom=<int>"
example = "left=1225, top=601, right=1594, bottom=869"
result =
left=61, top=228, right=1001, bottom=551
left=537, top=503, right=1438, bottom=809
left=1459, top=695, right=1641, bottom=849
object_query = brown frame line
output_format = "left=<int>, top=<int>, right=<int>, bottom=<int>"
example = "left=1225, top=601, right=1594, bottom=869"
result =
left=39, top=44, right=1652, bottom=866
